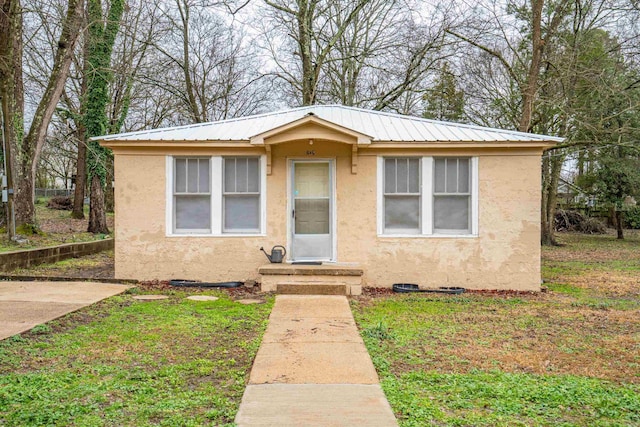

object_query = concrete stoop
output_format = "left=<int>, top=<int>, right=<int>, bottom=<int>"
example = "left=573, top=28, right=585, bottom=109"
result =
left=258, top=264, right=363, bottom=295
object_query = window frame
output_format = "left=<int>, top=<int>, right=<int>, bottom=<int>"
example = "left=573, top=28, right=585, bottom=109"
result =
left=166, top=155, right=266, bottom=237
left=172, top=157, right=212, bottom=234
left=377, top=156, right=478, bottom=238
left=382, top=157, right=422, bottom=235
left=433, top=157, right=472, bottom=235
left=222, top=157, right=262, bottom=234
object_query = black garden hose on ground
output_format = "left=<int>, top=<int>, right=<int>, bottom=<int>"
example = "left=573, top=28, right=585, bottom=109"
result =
left=392, top=283, right=465, bottom=294
left=169, top=279, right=244, bottom=288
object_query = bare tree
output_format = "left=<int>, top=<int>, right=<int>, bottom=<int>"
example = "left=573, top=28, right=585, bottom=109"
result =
left=0, top=0, right=83, bottom=235
left=260, top=0, right=453, bottom=113
left=262, top=0, right=375, bottom=106
left=143, top=0, right=270, bottom=124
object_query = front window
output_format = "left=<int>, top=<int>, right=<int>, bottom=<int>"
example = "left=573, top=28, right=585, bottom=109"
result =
left=170, top=156, right=263, bottom=235
left=383, top=158, right=420, bottom=234
left=378, top=156, right=477, bottom=236
left=223, top=157, right=261, bottom=233
left=433, top=158, right=471, bottom=233
left=174, top=158, right=211, bottom=233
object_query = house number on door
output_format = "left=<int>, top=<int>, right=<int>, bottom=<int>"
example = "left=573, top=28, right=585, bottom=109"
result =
left=306, top=150, right=316, bottom=156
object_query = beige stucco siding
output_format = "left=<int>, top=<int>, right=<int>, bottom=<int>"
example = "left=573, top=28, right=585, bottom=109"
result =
left=114, top=142, right=541, bottom=290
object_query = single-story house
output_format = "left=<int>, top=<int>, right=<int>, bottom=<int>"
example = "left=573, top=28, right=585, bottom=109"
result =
left=96, top=105, right=561, bottom=294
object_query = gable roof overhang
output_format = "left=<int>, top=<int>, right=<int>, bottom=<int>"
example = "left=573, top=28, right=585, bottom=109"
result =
left=246, top=114, right=373, bottom=174
left=247, top=114, right=372, bottom=174
left=249, top=113, right=372, bottom=146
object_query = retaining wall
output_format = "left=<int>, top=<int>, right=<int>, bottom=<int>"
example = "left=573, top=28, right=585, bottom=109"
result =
left=0, top=239, right=114, bottom=271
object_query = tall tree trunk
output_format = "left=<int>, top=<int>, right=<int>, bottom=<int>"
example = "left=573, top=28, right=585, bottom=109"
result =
left=72, top=19, right=90, bottom=220
left=541, top=151, right=563, bottom=245
left=518, top=0, right=544, bottom=133
left=175, top=0, right=202, bottom=122
left=104, top=154, right=114, bottom=213
left=298, top=0, right=314, bottom=105
left=88, top=175, right=109, bottom=234
left=85, top=0, right=124, bottom=233
left=615, top=210, right=624, bottom=240
left=71, top=132, right=87, bottom=219
left=1, top=0, right=24, bottom=238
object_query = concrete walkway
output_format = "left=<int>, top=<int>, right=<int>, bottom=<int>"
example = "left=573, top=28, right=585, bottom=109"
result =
left=0, top=281, right=131, bottom=340
left=235, top=295, right=398, bottom=426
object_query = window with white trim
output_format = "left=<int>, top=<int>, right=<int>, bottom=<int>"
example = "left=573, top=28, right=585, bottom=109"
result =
left=223, top=157, right=260, bottom=233
left=378, top=156, right=478, bottom=236
left=383, top=158, right=421, bottom=234
left=174, top=158, right=211, bottom=233
left=170, top=155, right=264, bottom=235
left=434, top=158, right=471, bottom=233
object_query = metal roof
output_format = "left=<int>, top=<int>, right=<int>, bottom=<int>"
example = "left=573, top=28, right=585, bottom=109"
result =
left=96, top=105, right=564, bottom=143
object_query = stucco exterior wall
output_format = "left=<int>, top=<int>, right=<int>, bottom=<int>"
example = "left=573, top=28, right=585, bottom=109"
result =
left=114, top=141, right=541, bottom=290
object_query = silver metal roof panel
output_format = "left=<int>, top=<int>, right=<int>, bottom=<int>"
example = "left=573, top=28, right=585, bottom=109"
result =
left=96, top=105, right=564, bottom=143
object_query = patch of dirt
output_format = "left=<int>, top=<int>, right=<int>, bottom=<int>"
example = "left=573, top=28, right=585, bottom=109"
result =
left=9, top=252, right=115, bottom=278
left=137, top=280, right=266, bottom=299
left=37, top=210, right=114, bottom=235
left=556, top=271, right=640, bottom=297
left=377, top=299, right=640, bottom=384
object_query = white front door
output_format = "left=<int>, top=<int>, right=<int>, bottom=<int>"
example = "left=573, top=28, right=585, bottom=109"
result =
left=290, top=160, right=334, bottom=261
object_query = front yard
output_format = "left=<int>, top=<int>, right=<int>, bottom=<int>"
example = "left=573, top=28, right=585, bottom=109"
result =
left=0, top=232, right=638, bottom=426
left=0, top=202, right=114, bottom=253
left=352, top=232, right=640, bottom=426
left=0, top=287, right=272, bottom=426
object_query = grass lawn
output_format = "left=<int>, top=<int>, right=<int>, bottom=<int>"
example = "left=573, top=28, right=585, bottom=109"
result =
left=0, top=288, right=273, bottom=426
left=352, top=231, right=640, bottom=426
left=0, top=202, right=114, bottom=253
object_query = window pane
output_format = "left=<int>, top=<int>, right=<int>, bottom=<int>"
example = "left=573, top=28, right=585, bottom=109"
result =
left=224, top=195, right=260, bottom=231
left=198, top=159, right=210, bottom=193
left=446, top=158, right=458, bottom=193
left=187, top=159, right=199, bottom=192
left=175, top=195, right=211, bottom=230
left=397, top=158, right=408, bottom=193
left=385, top=196, right=419, bottom=232
left=434, top=158, right=446, bottom=193
left=248, top=158, right=259, bottom=192
left=458, top=159, right=470, bottom=193
left=236, top=158, right=248, bottom=192
left=295, top=199, right=329, bottom=234
left=175, top=159, right=186, bottom=193
left=434, top=196, right=469, bottom=231
left=384, top=159, right=396, bottom=193
left=224, top=158, right=236, bottom=193
left=409, top=158, right=420, bottom=193
left=295, top=163, right=329, bottom=197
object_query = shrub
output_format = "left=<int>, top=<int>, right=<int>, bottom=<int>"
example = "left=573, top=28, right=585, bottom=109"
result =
left=624, top=206, right=640, bottom=229
left=581, top=217, right=607, bottom=234
left=47, top=196, right=73, bottom=210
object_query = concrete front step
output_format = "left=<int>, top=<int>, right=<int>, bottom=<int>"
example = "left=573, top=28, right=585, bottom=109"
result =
left=259, top=264, right=364, bottom=295
left=276, top=283, right=348, bottom=295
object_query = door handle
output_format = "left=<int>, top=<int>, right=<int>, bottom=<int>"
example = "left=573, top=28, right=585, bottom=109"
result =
left=292, top=209, right=295, bottom=219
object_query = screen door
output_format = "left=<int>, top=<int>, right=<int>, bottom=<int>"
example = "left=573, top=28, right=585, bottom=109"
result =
left=291, top=161, right=333, bottom=261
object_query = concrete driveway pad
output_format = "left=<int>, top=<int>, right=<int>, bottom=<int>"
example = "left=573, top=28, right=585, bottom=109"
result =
left=0, top=281, right=131, bottom=340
